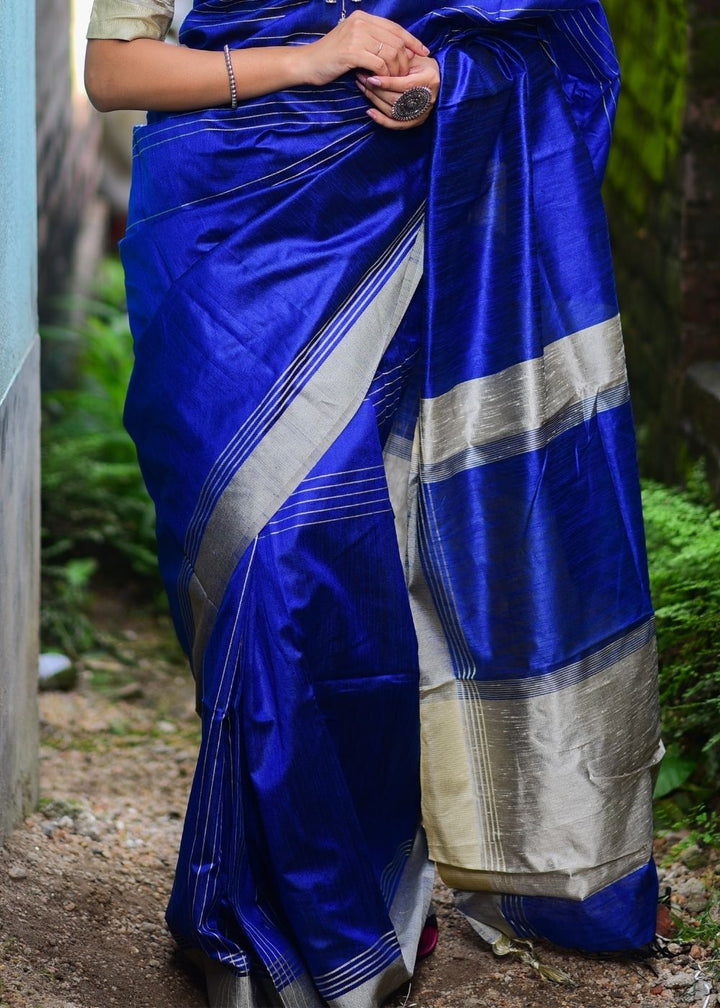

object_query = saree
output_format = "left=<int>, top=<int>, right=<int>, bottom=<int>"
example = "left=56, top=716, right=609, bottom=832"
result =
left=118, top=0, right=662, bottom=1003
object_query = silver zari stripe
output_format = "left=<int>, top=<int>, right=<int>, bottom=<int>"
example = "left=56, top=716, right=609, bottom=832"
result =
left=418, top=314, right=628, bottom=481
left=325, top=829, right=434, bottom=1008
left=188, top=224, right=425, bottom=672
left=469, top=616, right=656, bottom=700
left=420, top=634, right=662, bottom=896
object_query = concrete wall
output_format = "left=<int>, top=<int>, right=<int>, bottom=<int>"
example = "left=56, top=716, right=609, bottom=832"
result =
left=0, top=5, right=40, bottom=839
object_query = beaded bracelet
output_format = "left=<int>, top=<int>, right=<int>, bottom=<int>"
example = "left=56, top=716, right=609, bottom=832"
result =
left=223, top=44, right=238, bottom=109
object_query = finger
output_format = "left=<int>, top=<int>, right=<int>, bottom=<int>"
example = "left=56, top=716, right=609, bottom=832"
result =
left=355, top=77, right=397, bottom=106
left=373, top=44, right=404, bottom=77
left=359, top=48, right=401, bottom=77
left=365, top=38, right=409, bottom=77
left=361, top=14, right=429, bottom=57
left=355, top=79, right=395, bottom=116
left=370, top=68, right=436, bottom=92
left=362, top=74, right=411, bottom=94
left=366, top=106, right=428, bottom=131
left=387, top=24, right=428, bottom=57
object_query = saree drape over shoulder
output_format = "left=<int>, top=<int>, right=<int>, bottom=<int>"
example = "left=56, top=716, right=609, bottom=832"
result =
left=119, top=0, right=662, bottom=1003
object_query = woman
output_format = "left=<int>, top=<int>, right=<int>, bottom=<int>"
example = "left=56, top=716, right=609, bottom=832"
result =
left=85, top=1, right=662, bottom=1005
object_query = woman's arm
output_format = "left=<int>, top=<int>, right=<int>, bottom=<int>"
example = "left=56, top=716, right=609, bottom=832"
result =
left=85, top=37, right=303, bottom=112
left=85, top=13, right=430, bottom=113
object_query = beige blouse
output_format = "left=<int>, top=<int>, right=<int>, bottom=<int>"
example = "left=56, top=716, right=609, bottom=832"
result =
left=87, top=0, right=175, bottom=41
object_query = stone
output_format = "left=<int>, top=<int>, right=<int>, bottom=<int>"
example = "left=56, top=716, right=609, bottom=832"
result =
left=662, top=970, right=696, bottom=989
left=7, top=864, right=27, bottom=880
left=680, top=843, right=710, bottom=871
left=75, top=811, right=101, bottom=841
left=675, top=877, right=708, bottom=914
left=38, top=653, right=77, bottom=692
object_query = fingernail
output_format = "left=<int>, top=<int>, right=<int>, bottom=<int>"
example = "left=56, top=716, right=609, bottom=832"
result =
left=366, top=75, right=382, bottom=86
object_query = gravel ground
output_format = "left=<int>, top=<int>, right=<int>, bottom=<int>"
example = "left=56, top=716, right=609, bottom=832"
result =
left=1, top=600, right=718, bottom=1008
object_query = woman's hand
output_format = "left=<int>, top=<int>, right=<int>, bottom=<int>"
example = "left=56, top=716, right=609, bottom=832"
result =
left=298, top=12, right=429, bottom=87
left=356, top=54, right=440, bottom=130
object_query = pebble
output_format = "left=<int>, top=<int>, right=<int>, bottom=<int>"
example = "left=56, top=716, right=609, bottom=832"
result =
left=680, top=844, right=710, bottom=871
left=7, top=864, right=27, bottom=880
left=75, top=811, right=102, bottom=841
left=661, top=970, right=696, bottom=989
left=675, top=877, right=708, bottom=913
left=691, top=979, right=714, bottom=1002
left=38, top=652, right=77, bottom=692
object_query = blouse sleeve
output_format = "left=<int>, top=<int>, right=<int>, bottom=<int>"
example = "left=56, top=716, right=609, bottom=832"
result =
left=86, top=0, right=175, bottom=41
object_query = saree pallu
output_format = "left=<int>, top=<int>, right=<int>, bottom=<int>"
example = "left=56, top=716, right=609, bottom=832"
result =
left=120, top=1, right=662, bottom=1003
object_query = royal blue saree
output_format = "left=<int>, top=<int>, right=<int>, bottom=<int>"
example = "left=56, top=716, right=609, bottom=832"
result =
left=119, top=0, right=662, bottom=1003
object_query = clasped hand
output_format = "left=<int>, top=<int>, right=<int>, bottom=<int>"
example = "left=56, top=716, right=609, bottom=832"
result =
left=302, top=12, right=439, bottom=130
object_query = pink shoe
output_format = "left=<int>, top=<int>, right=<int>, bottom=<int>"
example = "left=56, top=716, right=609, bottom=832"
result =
left=418, top=912, right=438, bottom=959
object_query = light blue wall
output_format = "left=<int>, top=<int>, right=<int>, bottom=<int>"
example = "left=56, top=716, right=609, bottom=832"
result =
left=0, top=4, right=38, bottom=398
left=0, top=2, right=39, bottom=840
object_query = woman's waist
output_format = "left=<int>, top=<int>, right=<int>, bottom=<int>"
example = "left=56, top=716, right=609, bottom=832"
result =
left=128, top=80, right=429, bottom=230
left=141, top=76, right=371, bottom=149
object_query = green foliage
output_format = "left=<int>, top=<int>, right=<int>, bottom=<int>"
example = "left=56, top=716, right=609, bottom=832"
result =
left=643, top=466, right=720, bottom=792
left=41, top=258, right=161, bottom=653
left=40, top=556, right=98, bottom=658
left=654, top=743, right=696, bottom=800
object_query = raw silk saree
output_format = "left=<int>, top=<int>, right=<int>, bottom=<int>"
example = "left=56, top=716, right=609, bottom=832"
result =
left=120, top=0, right=662, bottom=1002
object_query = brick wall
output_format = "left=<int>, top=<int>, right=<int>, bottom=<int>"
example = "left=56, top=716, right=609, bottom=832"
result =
left=602, top=0, right=720, bottom=489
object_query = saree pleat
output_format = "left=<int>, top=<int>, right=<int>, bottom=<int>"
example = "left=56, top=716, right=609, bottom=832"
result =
left=120, top=0, right=661, bottom=1001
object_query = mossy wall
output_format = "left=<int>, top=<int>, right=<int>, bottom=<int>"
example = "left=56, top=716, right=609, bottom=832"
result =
left=602, top=0, right=720, bottom=488
left=602, top=0, right=689, bottom=480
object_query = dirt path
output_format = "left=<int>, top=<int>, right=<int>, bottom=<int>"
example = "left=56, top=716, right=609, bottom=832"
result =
left=0, top=600, right=717, bottom=1008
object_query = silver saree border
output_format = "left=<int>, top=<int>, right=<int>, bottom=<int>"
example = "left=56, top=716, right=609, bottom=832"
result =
left=186, top=220, right=425, bottom=675
left=384, top=313, right=661, bottom=903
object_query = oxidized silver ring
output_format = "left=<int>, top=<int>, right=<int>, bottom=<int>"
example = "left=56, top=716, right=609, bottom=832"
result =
left=390, top=85, right=432, bottom=122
